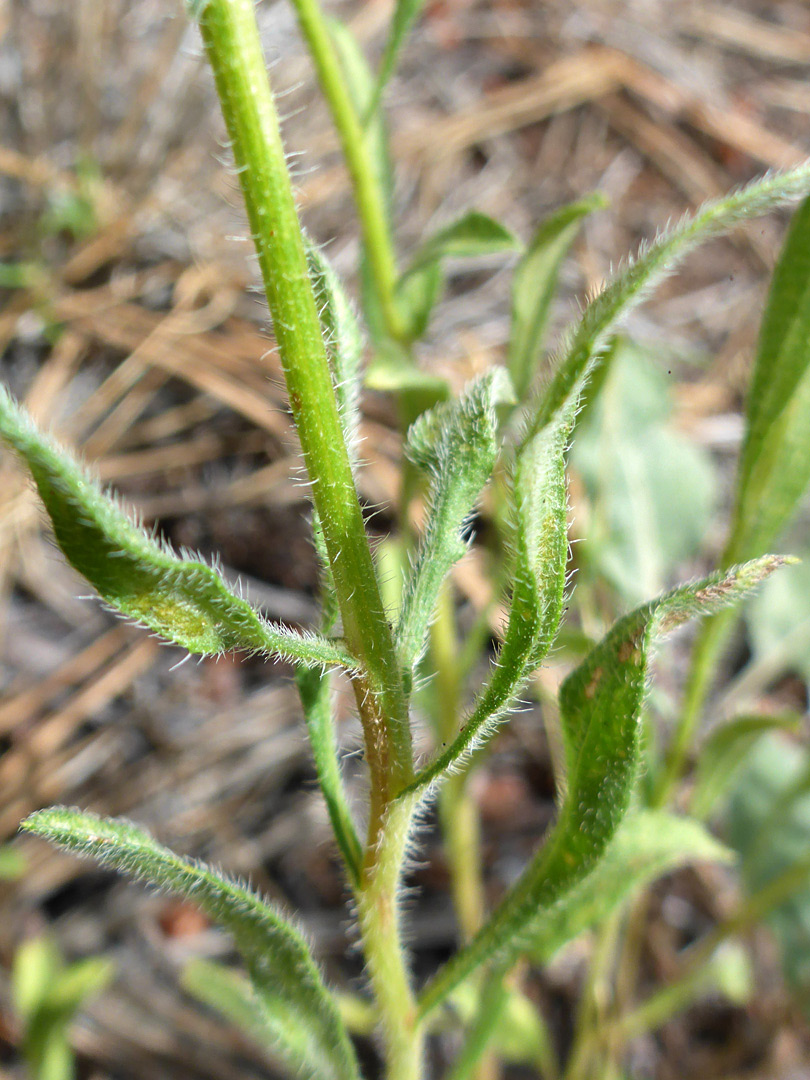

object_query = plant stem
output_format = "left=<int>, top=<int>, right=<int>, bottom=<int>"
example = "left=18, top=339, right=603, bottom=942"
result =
left=289, top=0, right=407, bottom=342
left=432, top=583, right=487, bottom=943
left=356, top=795, right=423, bottom=1080
left=194, top=0, right=413, bottom=799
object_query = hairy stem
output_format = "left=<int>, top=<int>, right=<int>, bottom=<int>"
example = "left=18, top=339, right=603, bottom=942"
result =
left=356, top=796, right=422, bottom=1080
left=194, top=0, right=412, bottom=797
left=289, top=0, right=406, bottom=342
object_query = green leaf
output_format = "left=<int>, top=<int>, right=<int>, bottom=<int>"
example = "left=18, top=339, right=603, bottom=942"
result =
left=508, top=193, right=606, bottom=401
left=418, top=556, right=786, bottom=1016
left=407, top=211, right=521, bottom=274
left=13, top=938, right=62, bottom=1023
left=306, top=242, right=364, bottom=463
left=529, top=810, right=732, bottom=962
left=49, top=957, right=114, bottom=1013
left=0, top=844, right=26, bottom=880
left=727, top=733, right=810, bottom=1015
left=728, top=195, right=810, bottom=561
left=397, top=368, right=513, bottom=670
left=0, top=385, right=355, bottom=669
left=22, top=809, right=360, bottom=1080
left=395, top=258, right=442, bottom=341
left=403, top=381, right=576, bottom=795
left=746, top=557, right=810, bottom=683
left=570, top=339, right=716, bottom=606
left=529, top=162, right=810, bottom=442
left=365, top=0, right=427, bottom=121
left=365, top=346, right=449, bottom=400
left=691, top=712, right=802, bottom=820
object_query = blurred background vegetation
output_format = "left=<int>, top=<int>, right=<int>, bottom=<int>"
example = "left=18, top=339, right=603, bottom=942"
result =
left=1, top=1, right=810, bottom=1077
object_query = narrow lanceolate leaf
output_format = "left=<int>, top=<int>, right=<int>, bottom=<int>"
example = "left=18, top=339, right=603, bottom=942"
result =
left=403, top=387, right=576, bottom=796
left=365, top=0, right=427, bottom=121
left=307, top=243, right=364, bottom=462
left=418, top=557, right=786, bottom=1016
left=0, top=386, right=354, bottom=669
left=508, top=193, right=606, bottom=401
left=726, top=195, right=810, bottom=562
left=397, top=369, right=513, bottom=671
left=528, top=161, right=810, bottom=442
left=406, top=211, right=521, bottom=274
left=22, top=809, right=360, bottom=1080
left=530, top=810, right=732, bottom=962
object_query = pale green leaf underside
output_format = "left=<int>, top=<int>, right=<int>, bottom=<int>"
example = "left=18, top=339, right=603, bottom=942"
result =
left=22, top=809, right=359, bottom=1080
left=529, top=161, right=810, bottom=442
left=530, top=809, right=732, bottom=962
left=403, top=382, right=576, bottom=796
left=729, top=195, right=810, bottom=561
left=418, top=556, right=786, bottom=1015
left=508, top=193, right=606, bottom=401
left=397, top=368, right=514, bottom=670
left=0, top=386, right=354, bottom=668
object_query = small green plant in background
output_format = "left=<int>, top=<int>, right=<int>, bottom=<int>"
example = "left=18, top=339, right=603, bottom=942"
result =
left=12, top=937, right=113, bottom=1080
left=3, top=1, right=810, bottom=1078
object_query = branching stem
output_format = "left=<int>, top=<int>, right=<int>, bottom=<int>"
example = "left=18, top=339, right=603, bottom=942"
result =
left=195, top=0, right=413, bottom=799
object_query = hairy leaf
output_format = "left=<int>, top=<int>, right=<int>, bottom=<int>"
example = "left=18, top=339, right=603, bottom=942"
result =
left=22, top=809, right=359, bottom=1080
left=397, top=368, right=513, bottom=670
left=529, top=162, right=810, bottom=442
left=403, top=384, right=576, bottom=794
left=728, top=195, right=810, bottom=561
left=307, top=242, right=364, bottom=462
left=529, top=810, right=732, bottom=962
left=418, top=557, right=786, bottom=1015
left=508, top=193, right=606, bottom=401
left=0, top=386, right=354, bottom=668
left=366, top=0, right=427, bottom=121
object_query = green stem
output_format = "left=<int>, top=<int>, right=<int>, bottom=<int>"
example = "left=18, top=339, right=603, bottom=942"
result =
left=289, top=0, right=407, bottom=342
left=356, top=796, right=423, bottom=1080
left=194, top=0, right=412, bottom=799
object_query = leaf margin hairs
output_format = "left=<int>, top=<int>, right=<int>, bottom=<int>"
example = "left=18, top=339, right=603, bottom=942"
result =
left=417, top=555, right=788, bottom=1017
left=0, top=384, right=356, bottom=670
left=21, top=807, right=360, bottom=1080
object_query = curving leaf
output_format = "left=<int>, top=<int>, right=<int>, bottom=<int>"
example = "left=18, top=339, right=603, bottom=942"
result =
left=397, top=369, right=513, bottom=671
left=0, top=385, right=354, bottom=669
left=406, top=211, right=520, bottom=274
left=529, top=810, right=732, bottom=962
left=417, top=556, right=787, bottom=1016
left=403, top=382, right=576, bottom=796
left=22, top=809, right=360, bottom=1080
left=528, top=162, right=810, bottom=443
left=727, top=194, right=810, bottom=562
left=508, top=193, right=606, bottom=401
